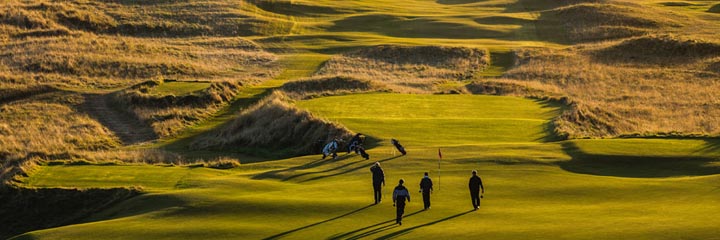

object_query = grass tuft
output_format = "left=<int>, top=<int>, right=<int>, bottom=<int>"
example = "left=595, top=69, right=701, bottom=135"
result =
left=316, top=45, right=488, bottom=92
left=191, top=91, right=353, bottom=157
left=281, top=76, right=390, bottom=99
left=595, top=34, right=720, bottom=65
left=709, top=3, right=720, bottom=13
left=543, top=2, right=677, bottom=42
left=204, top=157, right=241, bottom=169
left=113, top=80, right=243, bottom=137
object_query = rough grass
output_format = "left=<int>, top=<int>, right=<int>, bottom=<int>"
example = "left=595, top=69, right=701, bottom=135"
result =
left=595, top=34, right=720, bottom=65
left=505, top=37, right=720, bottom=137
left=315, top=45, right=489, bottom=92
left=541, top=2, right=680, bottom=43
left=113, top=80, right=243, bottom=137
left=0, top=84, right=58, bottom=103
left=709, top=3, right=720, bottom=13
left=0, top=33, right=278, bottom=89
left=1, top=0, right=279, bottom=89
left=191, top=91, right=354, bottom=157
left=0, top=100, right=119, bottom=158
left=0, top=92, right=121, bottom=182
left=280, top=76, right=391, bottom=99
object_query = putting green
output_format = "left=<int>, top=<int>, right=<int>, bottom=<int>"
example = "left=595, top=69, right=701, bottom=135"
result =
left=16, top=93, right=720, bottom=239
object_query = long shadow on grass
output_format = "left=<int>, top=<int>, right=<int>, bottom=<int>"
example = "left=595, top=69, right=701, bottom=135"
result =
left=328, top=210, right=425, bottom=240
left=558, top=141, right=720, bottom=178
left=252, top=154, right=357, bottom=180
left=532, top=99, right=566, bottom=143
left=376, top=210, right=475, bottom=240
left=262, top=204, right=374, bottom=240
left=299, top=155, right=403, bottom=183
left=253, top=154, right=402, bottom=182
left=698, top=138, right=720, bottom=153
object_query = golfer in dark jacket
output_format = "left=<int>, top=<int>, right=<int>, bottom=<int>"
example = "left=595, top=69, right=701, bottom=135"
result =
left=370, top=162, right=385, bottom=204
left=468, top=170, right=484, bottom=210
left=393, top=179, right=410, bottom=225
left=419, top=172, right=433, bottom=210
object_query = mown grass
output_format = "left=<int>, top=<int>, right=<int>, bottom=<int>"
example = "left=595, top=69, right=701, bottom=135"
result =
left=147, top=81, right=212, bottom=96
left=296, top=93, right=563, bottom=145
left=15, top=93, right=720, bottom=239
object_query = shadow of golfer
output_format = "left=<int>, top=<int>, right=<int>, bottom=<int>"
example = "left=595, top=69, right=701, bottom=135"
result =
left=328, top=210, right=425, bottom=240
left=376, top=209, right=475, bottom=239
left=262, top=204, right=375, bottom=240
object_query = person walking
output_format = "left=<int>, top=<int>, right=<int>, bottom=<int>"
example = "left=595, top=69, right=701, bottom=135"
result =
left=393, top=179, right=411, bottom=225
left=370, top=162, right=385, bottom=204
left=468, top=170, right=484, bottom=210
left=419, top=172, right=433, bottom=210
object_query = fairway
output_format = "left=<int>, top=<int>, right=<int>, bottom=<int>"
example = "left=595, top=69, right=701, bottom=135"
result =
left=296, top=94, right=562, bottom=145
left=16, top=94, right=720, bottom=239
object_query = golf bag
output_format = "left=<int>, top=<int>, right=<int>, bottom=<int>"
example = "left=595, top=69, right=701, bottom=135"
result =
left=391, top=139, right=406, bottom=155
left=322, top=140, right=338, bottom=159
left=356, top=145, right=370, bottom=160
left=347, top=133, right=364, bottom=153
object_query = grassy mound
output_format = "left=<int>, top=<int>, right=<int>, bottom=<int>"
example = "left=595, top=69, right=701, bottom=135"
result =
left=709, top=3, right=720, bottom=13
left=464, top=80, right=558, bottom=98
left=191, top=92, right=353, bottom=157
left=554, top=103, right=635, bottom=139
left=281, top=76, right=389, bottom=99
left=0, top=34, right=277, bottom=88
left=707, top=60, right=720, bottom=73
left=1, top=1, right=285, bottom=37
left=0, top=85, right=58, bottom=103
left=0, top=186, right=140, bottom=239
left=316, top=45, right=488, bottom=91
left=249, top=0, right=350, bottom=16
left=596, top=35, right=720, bottom=64
left=113, top=80, right=242, bottom=137
left=545, top=3, right=673, bottom=42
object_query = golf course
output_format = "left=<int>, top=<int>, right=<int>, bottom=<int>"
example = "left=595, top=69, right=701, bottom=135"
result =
left=2, top=0, right=720, bottom=239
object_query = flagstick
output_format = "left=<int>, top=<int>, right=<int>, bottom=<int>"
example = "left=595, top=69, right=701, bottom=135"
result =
left=438, top=148, right=441, bottom=191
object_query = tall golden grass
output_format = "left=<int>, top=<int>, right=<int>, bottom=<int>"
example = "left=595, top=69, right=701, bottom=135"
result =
left=543, top=2, right=678, bottom=42
left=504, top=35, right=720, bottom=138
left=0, top=95, right=120, bottom=184
left=191, top=91, right=353, bottom=156
left=315, top=45, right=489, bottom=92
left=113, top=80, right=242, bottom=137
left=281, top=76, right=391, bottom=99
left=1, top=1, right=280, bottom=90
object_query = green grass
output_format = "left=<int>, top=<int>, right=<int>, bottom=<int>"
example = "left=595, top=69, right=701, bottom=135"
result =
left=148, top=82, right=212, bottom=96
left=15, top=93, right=720, bottom=239
left=24, top=165, right=224, bottom=191
left=296, top=93, right=563, bottom=145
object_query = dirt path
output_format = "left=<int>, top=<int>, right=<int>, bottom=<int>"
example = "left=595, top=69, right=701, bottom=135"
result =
left=79, top=93, right=158, bottom=145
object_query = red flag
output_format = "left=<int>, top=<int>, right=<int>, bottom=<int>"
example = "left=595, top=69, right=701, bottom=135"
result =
left=438, top=148, right=442, bottom=159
